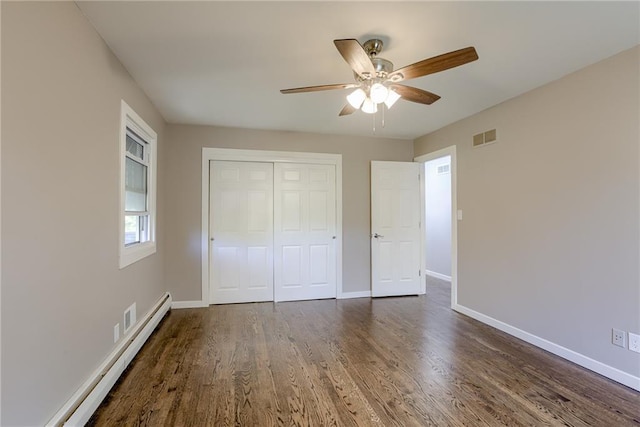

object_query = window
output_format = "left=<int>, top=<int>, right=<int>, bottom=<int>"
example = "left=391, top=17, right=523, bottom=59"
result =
left=120, top=101, right=157, bottom=268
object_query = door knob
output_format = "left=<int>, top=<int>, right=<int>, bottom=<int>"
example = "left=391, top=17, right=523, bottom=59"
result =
left=373, top=233, right=384, bottom=239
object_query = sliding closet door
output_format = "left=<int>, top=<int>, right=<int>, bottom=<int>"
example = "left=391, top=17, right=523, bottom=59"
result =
left=209, top=161, right=274, bottom=304
left=274, top=163, right=337, bottom=302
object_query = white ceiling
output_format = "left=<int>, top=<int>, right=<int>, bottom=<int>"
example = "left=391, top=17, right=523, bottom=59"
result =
left=76, top=1, right=639, bottom=140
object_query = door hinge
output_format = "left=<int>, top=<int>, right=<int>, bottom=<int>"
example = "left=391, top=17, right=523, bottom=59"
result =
left=418, top=270, right=421, bottom=276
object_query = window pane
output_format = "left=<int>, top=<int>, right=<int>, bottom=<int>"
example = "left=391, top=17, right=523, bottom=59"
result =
left=126, top=190, right=147, bottom=213
left=124, top=215, right=141, bottom=245
left=125, top=157, right=147, bottom=212
left=125, top=215, right=150, bottom=246
left=126, top=133, right=144, bottom=159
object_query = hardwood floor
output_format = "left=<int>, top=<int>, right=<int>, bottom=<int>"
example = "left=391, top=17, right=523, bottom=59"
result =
left=89, top=278, right=640, bottom=426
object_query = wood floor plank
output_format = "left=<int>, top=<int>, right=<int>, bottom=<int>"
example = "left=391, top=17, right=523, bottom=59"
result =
left=88, top=279, right=640, bottom=426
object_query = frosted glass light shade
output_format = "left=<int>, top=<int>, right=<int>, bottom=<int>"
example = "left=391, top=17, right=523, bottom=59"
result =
left=361, top=97, right=378, bottom=114
left=346, top=89, right=366, bottom=109
left=370, top=83, right=389, bottom=104
left=384, top=89, right=401, bottom=108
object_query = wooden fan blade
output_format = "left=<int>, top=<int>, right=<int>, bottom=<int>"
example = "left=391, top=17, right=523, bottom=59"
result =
left=339, top=104, right=357, bottom=116
left=391, top=84, right=441, bottom=105
left=389, top=47, right=478, bottom=82
left=280, top=83, right=356, bottom=94
left=334, top=39, right=376, bottom=78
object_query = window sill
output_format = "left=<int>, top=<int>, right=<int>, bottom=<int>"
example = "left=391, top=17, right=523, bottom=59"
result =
left=120, top=241, right=156, bottom=269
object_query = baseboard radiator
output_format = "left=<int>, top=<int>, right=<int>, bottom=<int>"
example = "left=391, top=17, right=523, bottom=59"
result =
left=47, top=292, right=172, bottom=426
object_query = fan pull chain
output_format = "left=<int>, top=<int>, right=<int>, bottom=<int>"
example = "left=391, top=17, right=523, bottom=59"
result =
left=372, top=108, right=376, bottom=133
left=381, top=104, right=386, bottom=128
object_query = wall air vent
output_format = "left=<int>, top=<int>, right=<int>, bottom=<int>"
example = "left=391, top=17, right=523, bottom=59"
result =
left=124, top=302, right=137, bottom=334
left=437, top=164, right=450, bottom=175
left=473, top=129, right=497, bottom=147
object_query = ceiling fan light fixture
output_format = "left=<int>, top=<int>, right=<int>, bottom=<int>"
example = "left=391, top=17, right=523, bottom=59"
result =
left=361, top=97, right=378, bottom=114
left=369, top=82, right=389, bottom=104
left=280, top=39, right=479, bottom=120
left=346, top=88, right=366, bottom=109
left=384, top=89, right=401, bottom=109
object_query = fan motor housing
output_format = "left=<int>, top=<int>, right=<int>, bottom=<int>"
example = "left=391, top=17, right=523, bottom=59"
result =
left=362, top=39, right=393, bottom=78
left=363, top=39, right=384, bottom=56
left=372, top=57, right=393, bottom=75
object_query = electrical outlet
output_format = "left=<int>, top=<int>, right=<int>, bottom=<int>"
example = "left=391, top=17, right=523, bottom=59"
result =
left=629, top=332, right=640, bottom=353
left=114, top=323, right=120, bottom=343
left=612, top=328, right=626, bottom=348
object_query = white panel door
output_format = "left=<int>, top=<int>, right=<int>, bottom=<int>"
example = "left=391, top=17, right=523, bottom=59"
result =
left=209, top=161, right=274, bottom=304
left=274, top=163, right=337, bottom=302
left=371, top=161, right=421, bottom=297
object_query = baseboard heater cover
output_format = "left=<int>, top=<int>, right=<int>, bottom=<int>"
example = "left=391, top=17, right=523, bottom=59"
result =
left=46, top=292, right=172, bottom=427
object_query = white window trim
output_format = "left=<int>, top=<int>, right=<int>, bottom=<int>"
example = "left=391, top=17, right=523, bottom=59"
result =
left=119, top=100, right=157, bottom=269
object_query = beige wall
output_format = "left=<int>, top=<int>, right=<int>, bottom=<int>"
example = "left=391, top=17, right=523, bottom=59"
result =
left=165, top=125, right=413, bottom=301
left=1, top=3, right=167, bottom=425
left=4, top=3, right=635, bottom=424
left=415, top=46, right=640, bottom=377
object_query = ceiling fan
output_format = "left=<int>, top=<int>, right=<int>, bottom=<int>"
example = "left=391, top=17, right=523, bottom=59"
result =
left=280, top=38, right=478, bottom=116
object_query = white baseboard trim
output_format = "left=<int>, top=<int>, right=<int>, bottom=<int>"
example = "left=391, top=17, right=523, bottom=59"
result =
left=337, top=290, right=372, bottom=299
left=425, top=270, right=451, bottom=282
left=172, top=300, right=208, bottom=309
left=47, top=292, right=172, bottom=427
left=174, top=294, right=376, bottom=305
left=453, top=303, right=640, bottom=392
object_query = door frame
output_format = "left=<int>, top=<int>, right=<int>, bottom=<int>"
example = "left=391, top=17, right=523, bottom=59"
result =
left=201, top=148, right=343, bottom=305
left=414, top=146, right=458, bottom=309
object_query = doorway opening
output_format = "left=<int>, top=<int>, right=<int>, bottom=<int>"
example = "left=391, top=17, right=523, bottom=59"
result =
left=424, top=155, right=452, bottom=282
left=415, top=146, right=458, bottom=308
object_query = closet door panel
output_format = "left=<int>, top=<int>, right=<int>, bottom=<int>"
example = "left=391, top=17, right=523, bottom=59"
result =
left=209, top=161, right=274, bottom=304
left=274, top=163, right=336, bottom=302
